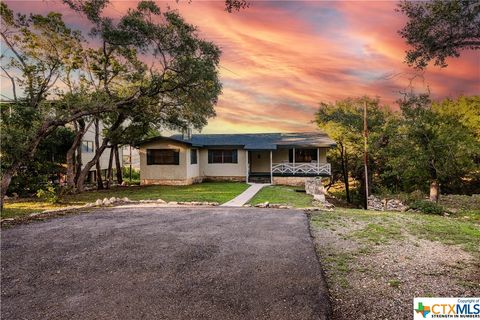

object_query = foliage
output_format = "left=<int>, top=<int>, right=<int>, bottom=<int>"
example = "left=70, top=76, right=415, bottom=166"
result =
left=7, top=127, right=75, bottom=197
left=1, top=1, right=223, bottom=198
left=397, top=0, right=480, bottom=68
left=316, top=94, right=480, bottom=202
left=121, top=167, right=140, bottom=184
left=315, top=96, right=393, bottom=203
left=36, top=183, right=61, bottom=204
left=383, top=94, right=480, bottom=195
left=409, top=200, right=445, bottom=215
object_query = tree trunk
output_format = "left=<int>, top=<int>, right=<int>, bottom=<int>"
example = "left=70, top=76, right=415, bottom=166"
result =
left=77, top=141, right=109, bottom=192
left=428, top=159, right=439, bottom=202
left=114, top=145, right=123, bottom=185
left=74, top=139, right=83, bottom=185
left=340, top=146, right=351, bottom=203
left=66, top=119, right=89, bottom=189
left=429, top=180, right=440, bottom=203
left=1, top=166, right=18, bottom=209
left=106, top=146, right=114, bottom=189
left=76, top=114, right=125, bottom=192
left=94, top=119, right=104, bottom=190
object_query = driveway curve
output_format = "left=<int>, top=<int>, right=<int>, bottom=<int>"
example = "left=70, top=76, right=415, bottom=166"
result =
left=1, top=206, right=330, bottom=320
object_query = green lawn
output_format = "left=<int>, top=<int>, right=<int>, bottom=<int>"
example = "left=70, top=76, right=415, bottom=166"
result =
left=248, top=185, right=314, bottom=208
left=2, top=182, right=249, bottom=220
left=310, top=208, right=480, bottom=255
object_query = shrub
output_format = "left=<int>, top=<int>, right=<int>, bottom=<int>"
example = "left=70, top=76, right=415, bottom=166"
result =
left=36, top=184, right=60, bottom=204
left=409, top=200, right=445, bottom=215
left=122, top=167, right=140, bottom=181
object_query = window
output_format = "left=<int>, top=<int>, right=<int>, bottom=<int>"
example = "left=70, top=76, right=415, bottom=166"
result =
left=289, top=148, right=317, bottom=163
left=190, top=149, right=198, bottom=164
left=82, top=141, right=94, bottom=153
left=208, top=149, right=238, bottom=164
left=147, top=149, right=180, bottom=165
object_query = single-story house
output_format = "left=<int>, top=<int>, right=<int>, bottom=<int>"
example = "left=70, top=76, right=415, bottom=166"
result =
left=136, top=132, right=336, bottom=186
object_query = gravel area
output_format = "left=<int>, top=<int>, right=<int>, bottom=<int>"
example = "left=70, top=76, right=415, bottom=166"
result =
left=309, top=211, right=480, bottom=320
left=1, top=206, right=330, bottom=320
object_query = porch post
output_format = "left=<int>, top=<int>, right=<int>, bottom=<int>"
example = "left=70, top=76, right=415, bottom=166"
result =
left=246, top=150, right=249, bottom=183
left=270, top=150, right=273, bottom=184
left=317, top=147, right=320, bottom=174
left=293, top=147, right=295, bottom=174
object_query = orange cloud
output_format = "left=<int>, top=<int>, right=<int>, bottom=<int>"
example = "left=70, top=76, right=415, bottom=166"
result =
left=2, top=0, right=479, bottom=133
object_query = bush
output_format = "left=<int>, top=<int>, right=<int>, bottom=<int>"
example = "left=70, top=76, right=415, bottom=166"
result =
left=409, top=200, right=445, bottom=215
left=122, top=166, right=140, bottom=181
left=36, top=183, right=60, bottom=204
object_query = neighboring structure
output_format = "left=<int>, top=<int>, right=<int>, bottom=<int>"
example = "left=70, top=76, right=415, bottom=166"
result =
left=81, top=122, right=123, bottom=182
left=137, top=132, right=336, bottom=186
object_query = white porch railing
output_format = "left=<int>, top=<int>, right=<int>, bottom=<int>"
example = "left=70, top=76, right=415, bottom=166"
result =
left=271, top=162, right=331, bottom=175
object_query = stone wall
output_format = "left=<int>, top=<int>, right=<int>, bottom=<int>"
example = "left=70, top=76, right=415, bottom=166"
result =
left=141, top=177, right=203, bottom=186
left=367, top=195, right=407, bottom=212
left=272, top=176, right=309, bottom=186
left=203, top=176, right=246, bottom=182
left=305, top=177, right=326, bottom=202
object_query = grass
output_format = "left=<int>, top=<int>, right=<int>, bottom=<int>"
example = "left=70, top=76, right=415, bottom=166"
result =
left=2, top=182, right=249, bottom=220
left=311, top=208, right=480, bottom=255
left=350, top=222, right=404, bottom=245
left=248, top=185, right=314, bottom=207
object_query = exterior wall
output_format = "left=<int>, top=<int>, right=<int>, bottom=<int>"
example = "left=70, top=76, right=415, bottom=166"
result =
left=199, top=149, right=247, bottom=178
left=121, top=146, right=140, bottom=170
left=249, top=151, right=271, bottom=173
left=81, top=121, right=122, bottom=171
left=139, top=140, right=188, bottom=185
left=272, top=176, right=312, bottom=187
left=272, top=148, right=289, bottom=163
left=319, top=148, right=327, bottom=163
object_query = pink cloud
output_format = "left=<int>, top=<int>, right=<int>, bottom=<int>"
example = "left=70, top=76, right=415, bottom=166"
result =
left=2, top=0, right=478, bottom=133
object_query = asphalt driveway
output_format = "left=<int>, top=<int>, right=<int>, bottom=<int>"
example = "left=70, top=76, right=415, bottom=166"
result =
left=1, top=206, right=330, bottom=320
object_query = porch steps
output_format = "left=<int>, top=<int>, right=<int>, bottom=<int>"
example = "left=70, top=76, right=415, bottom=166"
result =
left=248, top=175, right=271, bottom=184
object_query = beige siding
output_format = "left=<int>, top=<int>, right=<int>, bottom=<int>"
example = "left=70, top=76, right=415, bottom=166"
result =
left=250, top=151, right=271, bottom=172
left=139, top=141, right=188, bottom=181
left=273, top=148, right=289, bottom=162
left=199, top=149, right=247, bottom=177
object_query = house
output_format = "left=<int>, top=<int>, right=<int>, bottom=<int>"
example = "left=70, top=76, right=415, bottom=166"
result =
left=81, top=121, right=123, bottom=183
left=137, top=132, right=336, bottom=186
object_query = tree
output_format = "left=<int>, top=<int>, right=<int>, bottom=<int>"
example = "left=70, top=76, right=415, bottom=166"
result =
left=398, top=0, right=480, bottom=68
left=1, top=1, right=222, bottom=203
left=315, top=97, right=392, bottom=204
left=67, top=1, right=222, bottom=191
left=0, top=4, right=96, bottom=206
left=385, top=94, right=479, bottom=201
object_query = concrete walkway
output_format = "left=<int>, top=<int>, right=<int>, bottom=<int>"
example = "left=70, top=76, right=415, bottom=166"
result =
left=221, top=183, right=269, bottom=207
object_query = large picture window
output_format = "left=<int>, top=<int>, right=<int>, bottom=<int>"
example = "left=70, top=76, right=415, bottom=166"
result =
left=147, top=149, right=180, bottom=165
left=190, top=149, right=198, bottom=164
left=289, top=148, right=317, bottom=163
left=208, top=149, right=238, bottom=164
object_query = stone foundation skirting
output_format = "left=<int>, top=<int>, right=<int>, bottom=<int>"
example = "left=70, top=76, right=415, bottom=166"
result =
left=141, top=176, right=246, bottom=185
left=203, top=176, right=246, bottom=182
left=272, top=176, right=311, bottom=186
left=141, top=177, right=203, bottom=186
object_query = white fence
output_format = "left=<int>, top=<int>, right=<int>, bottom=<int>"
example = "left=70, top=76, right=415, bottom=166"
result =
left=271, top=162, right=331, bottom=175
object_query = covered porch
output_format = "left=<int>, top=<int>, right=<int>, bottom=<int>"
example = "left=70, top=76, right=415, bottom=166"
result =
left=246, top=147, right=331, bottom=183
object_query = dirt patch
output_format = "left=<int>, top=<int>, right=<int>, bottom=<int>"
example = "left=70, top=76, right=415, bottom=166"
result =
left=309, top=210, right=480, bottom=320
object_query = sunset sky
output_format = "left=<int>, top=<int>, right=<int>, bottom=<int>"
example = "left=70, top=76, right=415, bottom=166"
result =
left=3, top=0, right=480, bottom=133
